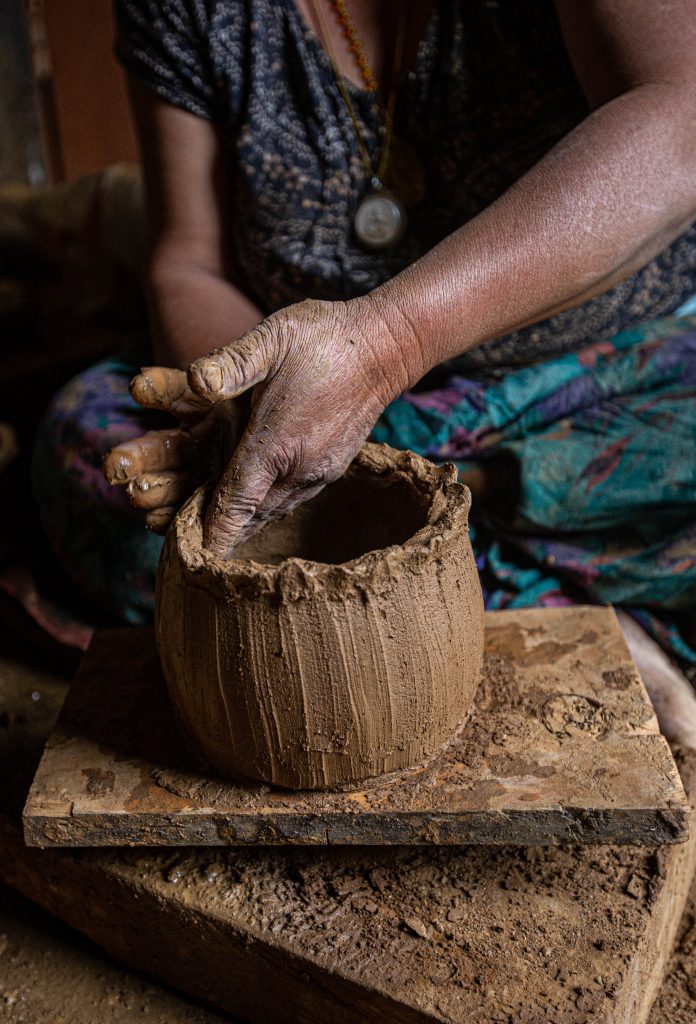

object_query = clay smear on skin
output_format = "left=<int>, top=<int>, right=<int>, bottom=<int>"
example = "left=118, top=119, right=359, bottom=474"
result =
left=156, top=444, right=484, bottom=790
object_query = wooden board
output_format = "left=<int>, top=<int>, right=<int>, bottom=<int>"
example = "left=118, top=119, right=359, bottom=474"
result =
left=3, top=644, right=696, bottom=1024
left=23, top=607, right=689, bottom=848
left=647, top=850, right=696, bottom=1024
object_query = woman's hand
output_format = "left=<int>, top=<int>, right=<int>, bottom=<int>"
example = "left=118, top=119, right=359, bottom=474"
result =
left=188, top=296, right=410, bottom=557
left=106, top=296, right=416, bottom=557
left=103, top=364, right=242, bottom=533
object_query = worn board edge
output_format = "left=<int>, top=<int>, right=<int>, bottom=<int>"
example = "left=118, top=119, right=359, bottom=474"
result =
left=23, top=798, right=689, bottom=848
left=618, top=749, right=696, bottom=1022
left=22, top=607, right=690, bottom=849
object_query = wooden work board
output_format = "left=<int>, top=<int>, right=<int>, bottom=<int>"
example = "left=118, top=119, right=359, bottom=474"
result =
left=23, top=606, right=689, bottom=848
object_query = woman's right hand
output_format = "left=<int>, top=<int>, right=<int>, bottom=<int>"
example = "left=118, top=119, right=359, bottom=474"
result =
left=103, top=365, right=240, bottom=534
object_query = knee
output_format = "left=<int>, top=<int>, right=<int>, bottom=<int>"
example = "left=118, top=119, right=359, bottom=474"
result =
left=31, top=361, right=165, bottom=625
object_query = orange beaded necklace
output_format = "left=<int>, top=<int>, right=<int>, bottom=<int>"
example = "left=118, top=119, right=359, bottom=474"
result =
left=331, top=0, right=379, bottom=93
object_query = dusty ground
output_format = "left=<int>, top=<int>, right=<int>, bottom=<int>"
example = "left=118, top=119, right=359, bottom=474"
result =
left=0, top=884, right=232, bottom=1023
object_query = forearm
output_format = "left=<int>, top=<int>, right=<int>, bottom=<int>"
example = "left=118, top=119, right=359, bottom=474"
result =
left=127, top=82, right=264, bottom=368
left=148, top=259, right=263, bottom=368
left=367, top=84, right=696, bottom=385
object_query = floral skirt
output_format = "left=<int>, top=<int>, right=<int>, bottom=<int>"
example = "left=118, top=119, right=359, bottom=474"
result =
left=32, top=312, right=696, bottom=667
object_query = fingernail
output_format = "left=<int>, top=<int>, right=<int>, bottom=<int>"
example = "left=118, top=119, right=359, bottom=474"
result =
left=104, top=453, right=133, bottom=483
left=199, top=361, right=224, bottom=394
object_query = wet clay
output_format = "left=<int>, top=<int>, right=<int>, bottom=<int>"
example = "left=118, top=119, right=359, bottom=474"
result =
left=156, top=443, right=484, bottom=790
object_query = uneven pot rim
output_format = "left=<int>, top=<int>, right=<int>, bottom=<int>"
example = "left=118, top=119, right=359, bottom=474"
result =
left=168, top=442, right=472, bottom=595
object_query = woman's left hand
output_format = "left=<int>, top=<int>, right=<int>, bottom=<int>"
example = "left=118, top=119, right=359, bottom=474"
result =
left=106, top=297, right=415, bottom=558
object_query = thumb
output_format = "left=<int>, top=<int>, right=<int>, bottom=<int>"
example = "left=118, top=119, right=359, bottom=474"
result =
left=203, top=436, right=276, bottom=559
left=188, top=326, right=276, bottom=405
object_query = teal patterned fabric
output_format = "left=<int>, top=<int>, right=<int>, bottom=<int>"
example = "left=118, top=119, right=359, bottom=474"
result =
left=374, top=314, right=696, bottom=666
left=32, top=312, right=696, bottom=669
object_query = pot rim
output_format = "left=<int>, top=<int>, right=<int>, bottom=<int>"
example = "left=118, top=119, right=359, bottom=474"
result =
left=169, top=442, right=472, bottom=591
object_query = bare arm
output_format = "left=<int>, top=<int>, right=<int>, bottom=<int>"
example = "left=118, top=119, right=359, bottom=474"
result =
left=129, top=82, right=263, bottom=367
left=366, top=0, right=696, bottom=382
left=114, top=0, right=696, bottom=555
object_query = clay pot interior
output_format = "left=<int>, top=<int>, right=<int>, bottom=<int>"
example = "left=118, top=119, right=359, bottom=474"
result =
left=156, top=444, right=484, bottom=790
left=231, top=471, right=432, bottom=568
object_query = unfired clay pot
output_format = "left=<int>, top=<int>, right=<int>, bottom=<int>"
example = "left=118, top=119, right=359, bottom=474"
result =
left=156, top=443, right=484, bottom=790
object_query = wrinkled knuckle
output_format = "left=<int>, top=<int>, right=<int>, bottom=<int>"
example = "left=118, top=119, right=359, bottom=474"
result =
left=295, top=467, right=328, bottom=489
left=219, top=345, right=251, bottom=389
left=224, top=494, right=259, bottom=520
left=246, top=319, right=284, bottom=364
left=231, top=321, right=276, bottom=363
left=266, top=439, right=302, bottom=480
left=254, top=319, right=277, bottom=346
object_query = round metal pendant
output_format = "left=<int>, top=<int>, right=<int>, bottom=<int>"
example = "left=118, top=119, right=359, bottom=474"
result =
left=353, top=188, right=407, bottom=251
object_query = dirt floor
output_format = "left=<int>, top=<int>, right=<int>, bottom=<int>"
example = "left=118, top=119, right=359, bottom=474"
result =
left=0, top=884, right=232, bottom=1023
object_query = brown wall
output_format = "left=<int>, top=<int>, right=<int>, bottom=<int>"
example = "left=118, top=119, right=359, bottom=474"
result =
left=38, top=0, right=138, bottom=180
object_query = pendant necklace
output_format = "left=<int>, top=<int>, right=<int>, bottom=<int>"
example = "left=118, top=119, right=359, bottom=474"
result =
left=311, top=0, right=408, bottom=251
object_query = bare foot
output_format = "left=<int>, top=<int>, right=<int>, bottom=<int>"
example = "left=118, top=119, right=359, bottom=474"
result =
left=616, top=610, right=696, bottom=749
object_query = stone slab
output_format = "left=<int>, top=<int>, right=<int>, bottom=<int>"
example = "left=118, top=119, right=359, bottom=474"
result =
left=23, top=607, right=689, bottom=848
left=3, top=643, right=696, bottom=1024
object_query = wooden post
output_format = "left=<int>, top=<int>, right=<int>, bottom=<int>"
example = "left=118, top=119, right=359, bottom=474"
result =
left=25, top=0, right=138, bottom=182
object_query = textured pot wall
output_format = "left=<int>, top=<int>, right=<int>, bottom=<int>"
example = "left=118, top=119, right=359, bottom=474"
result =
left=156, top=445, right=484, bottom=790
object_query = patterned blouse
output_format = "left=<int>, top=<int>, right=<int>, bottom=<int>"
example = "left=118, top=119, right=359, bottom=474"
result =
left=116, top=0, right=696, bottom=370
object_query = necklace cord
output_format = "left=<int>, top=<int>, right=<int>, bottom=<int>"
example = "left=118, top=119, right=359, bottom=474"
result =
left=311, top=0, right=406, bottom=185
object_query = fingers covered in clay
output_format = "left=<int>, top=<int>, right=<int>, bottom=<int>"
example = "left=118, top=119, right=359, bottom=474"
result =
left=237, top=478, right=324, bottom=546
left=203, top=442, right=277, bottom=559
left=130, top=366, right=211, bottom=421
left=144, top=506, right=177, bottom=534
left=130, top=366, right=187, bottom=408
left=188, top=330, right=272, bottom=405
left=126, top=471, right=198, bottom=510
left=189, top=299, right=392, bottom=557
left=202, top=437, right=330, bottom=558
left=103, top=429, right=197, bottom=484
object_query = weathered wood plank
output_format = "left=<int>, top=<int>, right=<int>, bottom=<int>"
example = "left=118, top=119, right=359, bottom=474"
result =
left=3, top=867, right=696, bottom=1024
left=23, top=607, right=689, bottom=847
left=648, top=829, right=696, bottom=1024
